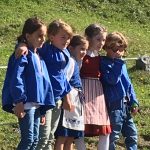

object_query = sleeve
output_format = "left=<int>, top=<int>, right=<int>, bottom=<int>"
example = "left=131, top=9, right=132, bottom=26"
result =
left=69, top=61, right=82, bottom=89
left=2, top=54, right=15, bottom=113
left=100, top=58, right=124, bottom=85
left=123, top=64, right=139, bottom=106
left=128, top=84, right=139, bottom=106
left=10, top=55, right=28, bottom=104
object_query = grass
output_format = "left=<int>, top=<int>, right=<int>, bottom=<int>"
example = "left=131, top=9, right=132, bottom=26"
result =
left=0, top=0, right=150, bottom=149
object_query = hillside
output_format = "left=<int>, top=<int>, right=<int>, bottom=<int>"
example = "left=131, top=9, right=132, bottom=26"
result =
left=0, top=0, right=150, bottom=65
left=0, top=0, right=150, bottom=149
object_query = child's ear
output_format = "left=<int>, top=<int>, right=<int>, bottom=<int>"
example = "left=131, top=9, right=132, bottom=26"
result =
left=48, top=34, right=54, bottom=42
left=25, top=33, right=30, bottom=41
left=68, top=45, right=73, bottom=51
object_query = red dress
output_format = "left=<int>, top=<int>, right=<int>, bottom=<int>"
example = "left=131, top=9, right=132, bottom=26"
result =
left=80, top=55, right=111, bottom=136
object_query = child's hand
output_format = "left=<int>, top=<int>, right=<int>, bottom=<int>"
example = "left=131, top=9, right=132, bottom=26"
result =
left=40, top=116, right=46, bottom=125
left=62, top=94, right=75, bottom=112
left=131, top=103, right=139, bottom=116
left=131, top=107, right=139, bottom=116
left=15, top=43, right=28, bottom=58
left=13, top=102, right=25, bottom=118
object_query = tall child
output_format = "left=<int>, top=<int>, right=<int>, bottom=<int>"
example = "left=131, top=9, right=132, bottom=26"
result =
left=75, top=24, right=111, bottom=150
left=15, top=19, right=74, bottom=150
left=2, top=17, right=55, bottom=150
left=100, top=32, right=139, bottom=150
left=54, top=35, right=89, bottom=150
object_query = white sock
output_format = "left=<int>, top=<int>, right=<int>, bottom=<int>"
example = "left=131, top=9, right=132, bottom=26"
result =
left=74, top=137, right=86, bottom=150
left=98, top=134, right=110, bottom=150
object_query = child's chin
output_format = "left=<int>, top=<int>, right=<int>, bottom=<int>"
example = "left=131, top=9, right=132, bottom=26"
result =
left=38, top=45, right=43, bottom=48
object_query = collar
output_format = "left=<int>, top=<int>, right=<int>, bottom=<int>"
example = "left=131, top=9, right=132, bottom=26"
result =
left=87, top=50, right=99, bottom=57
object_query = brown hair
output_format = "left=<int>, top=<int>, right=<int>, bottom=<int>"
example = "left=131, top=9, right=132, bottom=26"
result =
left=69, top=35, right=88, bottom=48
left=84, top=23, right=107, bottom=39
left=103, top=32, right=128, bottom=52
left=47, top=19, right=73, bottom=38
left=17, top=17, right=45, bottom=43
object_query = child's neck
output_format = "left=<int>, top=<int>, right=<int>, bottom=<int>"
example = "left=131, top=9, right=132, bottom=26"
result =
left=27, top=42, right=37, bottom=53
left=88, top=46, right=95, bottom=52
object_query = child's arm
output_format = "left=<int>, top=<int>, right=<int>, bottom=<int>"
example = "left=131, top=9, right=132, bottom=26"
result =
left=13, top=102, right=25, bottom=118
left=10, top=55, right=28, bottom=117
left=100, top=57, right=124, bottom=85
left=40, top=116, right=46, bottom=125
left=15, top=43, right=28, bottom=58
left=122, top=64, right=139, bottom=115
left=62, top=94, right=75, bottom=112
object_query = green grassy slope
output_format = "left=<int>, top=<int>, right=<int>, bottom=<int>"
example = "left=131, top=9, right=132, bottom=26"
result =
left=0, top=0, right=150, bottom=149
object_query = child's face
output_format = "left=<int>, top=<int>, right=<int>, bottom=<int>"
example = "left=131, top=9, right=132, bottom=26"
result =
left=73, top=42, right=89, bottom=61
left=26, top=25, right=47, bottom=49
left=89, top=32, right=107, bottom=51
left=107, top=47, right=125, bottom=59
left=49, top=29, right=71, bottom=50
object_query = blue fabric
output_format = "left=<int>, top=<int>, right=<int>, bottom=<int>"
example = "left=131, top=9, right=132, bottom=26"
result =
left=69, top=60, right=82, bottom=89
left=100, top=56, right=139, bottom=108
left=38, top=43, right=71, bottom=101
left=17, top=108, right=41, bottom=150
left=2, top=53, right=15, bottom=113
left=55, top=57, right=84, bottom=138
left=65, top=49, right=82, bottom=89
left=2, top=50, right=55, bottom=114
left=99, top=56, right=138, bottom=150
left=109, top=103, right=138, bottom=150
left=55, top=110, right=84, bottom=138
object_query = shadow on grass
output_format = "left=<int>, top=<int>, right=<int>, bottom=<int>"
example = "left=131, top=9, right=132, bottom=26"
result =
left=141, top=134, right=150, bottom=141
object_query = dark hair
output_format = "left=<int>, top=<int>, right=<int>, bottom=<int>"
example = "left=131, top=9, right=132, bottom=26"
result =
left=69, top=35, right=88, bottom=48
left=85, top=23, right=107, bottom=38
left=47, top=19, right=73, bottom=38
left=17, top=17, right=45, bottom=43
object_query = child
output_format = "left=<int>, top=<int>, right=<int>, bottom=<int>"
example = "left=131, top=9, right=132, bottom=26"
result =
left=100, top=32, right=139, bottom=150
left=2, top=17, right=55, bottom=150
left=75, top=24, right=111, bottom=150
left=54, top=35, right=89, bottom=150
left=15, top=19, right=74, bottom=150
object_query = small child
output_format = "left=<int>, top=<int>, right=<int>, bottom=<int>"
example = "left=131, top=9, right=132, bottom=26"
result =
left=15, top=19, right=74, bottom=150
left=100, top=32, right=139, bottom=150
left=54, top=35, right=89, bottom=150
left=75, top=24, right=111, bottom=150
left=2, top=17, right=55, bottom=150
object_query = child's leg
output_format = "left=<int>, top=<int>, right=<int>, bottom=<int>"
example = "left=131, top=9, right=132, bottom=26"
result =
left=74, top=137, right=86, bottom=150
left=121, top=114, right=138, bottom=149
left=17, top=108, right=40, bottom=150
left=48, top=101, right=62, bottom=149
left=36, top=109, right=52, bottom=150
left=54, top=136, right=66, bottom=150
left=64, top=137, right=74, bottom=150
left=98, top=134, right=110, bottom=150
left=31, top=108, right=41, bottom=150
left=37, top=100, right=62, bottom=150
left=109, top=110, right=123, bottom=150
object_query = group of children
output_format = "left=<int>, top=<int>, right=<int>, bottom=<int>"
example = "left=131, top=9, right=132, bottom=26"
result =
left=2, top=16, right=139, bottom=150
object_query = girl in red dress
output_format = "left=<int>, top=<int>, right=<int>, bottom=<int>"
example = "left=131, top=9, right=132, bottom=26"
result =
left=75, top=24, right=111, bottom=150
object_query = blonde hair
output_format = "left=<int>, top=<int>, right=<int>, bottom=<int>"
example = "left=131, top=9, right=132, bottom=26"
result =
left=47, top=19, right=73, bottom=38
left=103, top=32, right=128, bottom=51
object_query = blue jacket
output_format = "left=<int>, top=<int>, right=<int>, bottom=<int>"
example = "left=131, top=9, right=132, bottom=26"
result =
left=100, top=56, right=139, bottom=109
left=2, top=50, right=55, bottom=114
left=69, top=60, right=82, bottom=89
left=38, top=43, right=71, bottom=101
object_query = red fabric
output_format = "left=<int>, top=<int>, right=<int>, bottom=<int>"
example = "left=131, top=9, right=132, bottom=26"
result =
left=80, top=55, right=101, bottom=78
left=84, top=124, right=112, bottom=137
